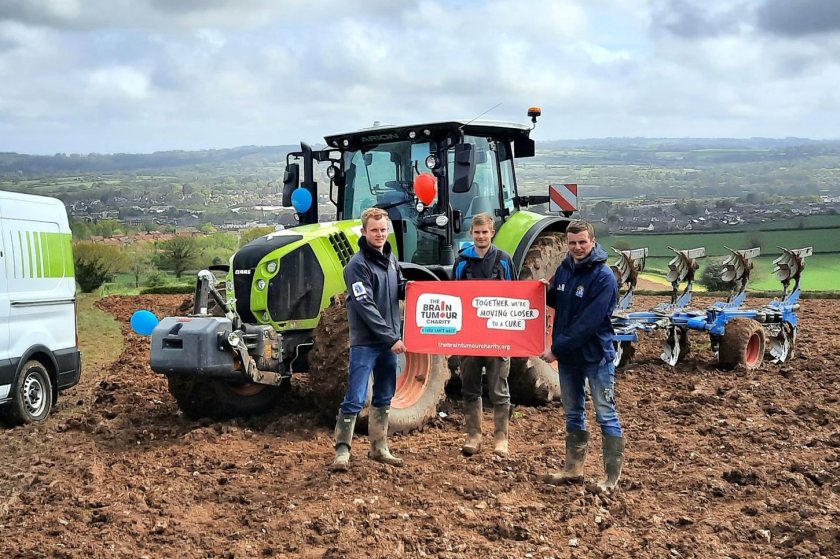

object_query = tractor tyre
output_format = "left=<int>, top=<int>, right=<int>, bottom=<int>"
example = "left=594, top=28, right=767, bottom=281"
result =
left=308, top=295, right=449, bottom=434
left=509, top=231, right=567, bottom=403
left=166, top=376, right=280, bottom=420
left=718, top=318, right=766, bottom=370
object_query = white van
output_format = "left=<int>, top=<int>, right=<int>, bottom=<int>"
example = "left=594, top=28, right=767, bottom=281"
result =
left=0, top=191, right=81, bottom=425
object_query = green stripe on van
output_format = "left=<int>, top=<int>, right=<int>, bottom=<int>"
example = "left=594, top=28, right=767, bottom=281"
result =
left=60, top=233, right=74, bottom=277
left=33, top=231, right=43, bottom=277
left=40, top=232, right=74, bottom=279
left=26, top=231, right=34, bottom=278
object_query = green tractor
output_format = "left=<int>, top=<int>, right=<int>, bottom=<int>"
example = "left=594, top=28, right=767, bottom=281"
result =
left=149, top=108, right=573, bottom=432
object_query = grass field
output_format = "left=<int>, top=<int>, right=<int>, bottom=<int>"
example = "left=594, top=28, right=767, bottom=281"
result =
left=76, top=294, right=124, bottom=371
left=600, top=216, right=840, bottom=293
left=601, top=227, right=840, bottom=257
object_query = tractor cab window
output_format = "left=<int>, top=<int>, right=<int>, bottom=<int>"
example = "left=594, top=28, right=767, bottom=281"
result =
left=449, top=136, right=502, bottom=250
left=342, top=141, right=438, bottom=264
left=343, top=144, right=415, bottom=218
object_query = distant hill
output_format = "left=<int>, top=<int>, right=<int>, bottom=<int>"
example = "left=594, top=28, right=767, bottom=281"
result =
left=0, top=145, right=300, bottom=175
left=4, top=138, right=840, bottom=176
left=534, top=137, right=840, bottom=166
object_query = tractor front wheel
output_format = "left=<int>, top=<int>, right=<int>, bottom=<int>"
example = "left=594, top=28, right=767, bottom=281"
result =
left=718, top=318, right=765, bottom=370
left=508, top=231, right=567, bottom=403
left=167, top=376, right=281, bottom=420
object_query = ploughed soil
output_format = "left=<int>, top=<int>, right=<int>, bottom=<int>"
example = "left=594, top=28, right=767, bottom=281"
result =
left=1, top=294, right=838, bottom=559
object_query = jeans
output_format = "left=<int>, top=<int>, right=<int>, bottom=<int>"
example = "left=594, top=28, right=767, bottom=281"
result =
left=558, top=358, right=623, bottom=437
left=339, top=344, right=398, bottom=415
left=460, top=355, right=510, bottom=406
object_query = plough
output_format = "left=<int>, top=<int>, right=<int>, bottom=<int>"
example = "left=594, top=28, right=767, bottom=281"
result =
left=610, top=245, right=812, bottom=370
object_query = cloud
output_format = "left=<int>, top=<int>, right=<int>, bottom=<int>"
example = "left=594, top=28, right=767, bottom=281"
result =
left=756, top=0, right=840, bottom=37
left=650, top=0, right=755, bottom=38
left=2, top=0, right=840, bottom=153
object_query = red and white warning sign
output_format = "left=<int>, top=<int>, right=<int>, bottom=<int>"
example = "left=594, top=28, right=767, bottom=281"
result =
left=549, top=183, right=578, bottom=213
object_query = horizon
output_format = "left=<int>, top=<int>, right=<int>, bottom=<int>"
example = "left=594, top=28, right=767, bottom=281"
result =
left=6, top=134, right=840, bottom=158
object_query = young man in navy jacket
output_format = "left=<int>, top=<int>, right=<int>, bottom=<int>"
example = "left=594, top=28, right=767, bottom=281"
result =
left=452, top=213, right=516, bottom=457
left=539, top=220, right=625, bottom=490
left=331, top=207, right=407, bottom=472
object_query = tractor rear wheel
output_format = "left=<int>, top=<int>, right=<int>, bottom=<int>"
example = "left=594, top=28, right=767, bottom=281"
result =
left=308, top=296, right=448, bottom=434
left=509, top=231, right=567, bottom=403
left=718, top=318, right=766, bottom=370
left=167, top=376, right=281, bottom=420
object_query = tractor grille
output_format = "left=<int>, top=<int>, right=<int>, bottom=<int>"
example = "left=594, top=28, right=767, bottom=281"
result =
left=328, top=231, right=354, bottom=267
left=232, top=232, right=303, bottom=324
left=267, top=245, right=324, bottom=322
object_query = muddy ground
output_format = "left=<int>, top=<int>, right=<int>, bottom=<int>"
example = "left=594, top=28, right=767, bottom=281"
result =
left=1, top=294, right=838, bottom=559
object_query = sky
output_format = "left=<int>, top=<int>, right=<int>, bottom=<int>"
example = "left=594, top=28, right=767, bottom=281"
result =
left=2, top=0, right=840, bottom=154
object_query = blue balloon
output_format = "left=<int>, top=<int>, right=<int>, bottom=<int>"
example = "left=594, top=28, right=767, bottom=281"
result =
left=130, top=310, right=159, bottom=336
left=291, top=187, right=312, bottom=214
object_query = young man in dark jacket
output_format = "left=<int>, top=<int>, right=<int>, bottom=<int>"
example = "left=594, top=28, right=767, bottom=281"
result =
left=539, top=220, right=625, bottom=490
left=452, top=213, right=516, bottom=457
left=331, top=207, right=407, bottom=472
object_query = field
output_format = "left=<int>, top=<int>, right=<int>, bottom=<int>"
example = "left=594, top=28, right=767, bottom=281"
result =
left=601, top=220, right=840, bottom=293
left=1, top=294, right=837, bottom=558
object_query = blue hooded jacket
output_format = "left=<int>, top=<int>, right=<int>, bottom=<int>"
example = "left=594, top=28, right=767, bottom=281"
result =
left=452, top=244, right=516, bottom=281
left=546, top=243, right=617, bottom=365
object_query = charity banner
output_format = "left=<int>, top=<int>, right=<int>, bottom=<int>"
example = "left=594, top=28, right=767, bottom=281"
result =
left=404, top=280, right=546, bottom=357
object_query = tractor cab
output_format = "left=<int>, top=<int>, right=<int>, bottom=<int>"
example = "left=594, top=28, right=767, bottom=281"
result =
left=283, top=119, right=543, bottom=273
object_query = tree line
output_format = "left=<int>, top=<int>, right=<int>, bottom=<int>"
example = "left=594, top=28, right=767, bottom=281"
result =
left=73, top=227, right=273, bottom=293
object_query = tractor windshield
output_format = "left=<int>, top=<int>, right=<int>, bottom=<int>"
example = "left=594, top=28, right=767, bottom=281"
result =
left=343, top=141, right=431, bottom=219
left=343, top=141, right=442, bottom=263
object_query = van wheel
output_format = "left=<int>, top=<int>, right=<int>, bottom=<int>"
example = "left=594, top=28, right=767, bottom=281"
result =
left=3, top=360, right=54, bottom=425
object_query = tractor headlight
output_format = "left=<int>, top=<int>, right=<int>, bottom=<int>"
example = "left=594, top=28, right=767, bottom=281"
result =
left=266, top=261, right=278, bottom=273
left=425, top=155, right=438, bottom=170
left=434, top=215, right=449, bottom=227
left=415, top=202, right=425, bottom=213
left=257, top=279, right=266, bottom=290
left=326, top=164, right=338, bottom=179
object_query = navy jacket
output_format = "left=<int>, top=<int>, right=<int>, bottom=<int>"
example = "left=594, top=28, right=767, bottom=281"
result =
left=546, top=243, right=617, bottom=365
left=452, top=244, right=517, bottom=280
left=344, top=237, right=404, bottom=347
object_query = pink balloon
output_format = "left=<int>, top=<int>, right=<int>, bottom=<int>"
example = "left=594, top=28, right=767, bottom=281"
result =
left=414, top=173, right=438, bottom=205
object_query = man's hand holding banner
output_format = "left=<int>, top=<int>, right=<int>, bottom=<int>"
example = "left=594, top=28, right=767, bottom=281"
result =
left=404, top=280, right=546, bottom=357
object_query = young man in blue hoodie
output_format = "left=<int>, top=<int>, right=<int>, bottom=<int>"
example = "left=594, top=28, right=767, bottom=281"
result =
left=539, top=220, right=625, bottom=490
left=452, top=213, right=516, bottom=457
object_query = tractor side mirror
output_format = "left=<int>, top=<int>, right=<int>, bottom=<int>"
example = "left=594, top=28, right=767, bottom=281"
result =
left=282, top=163, right=300, bottom=207
left=451, top=143, right=476, bottom=193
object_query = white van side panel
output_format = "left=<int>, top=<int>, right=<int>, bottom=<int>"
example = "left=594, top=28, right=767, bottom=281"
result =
left=0, top=192, right=77, bottom=401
